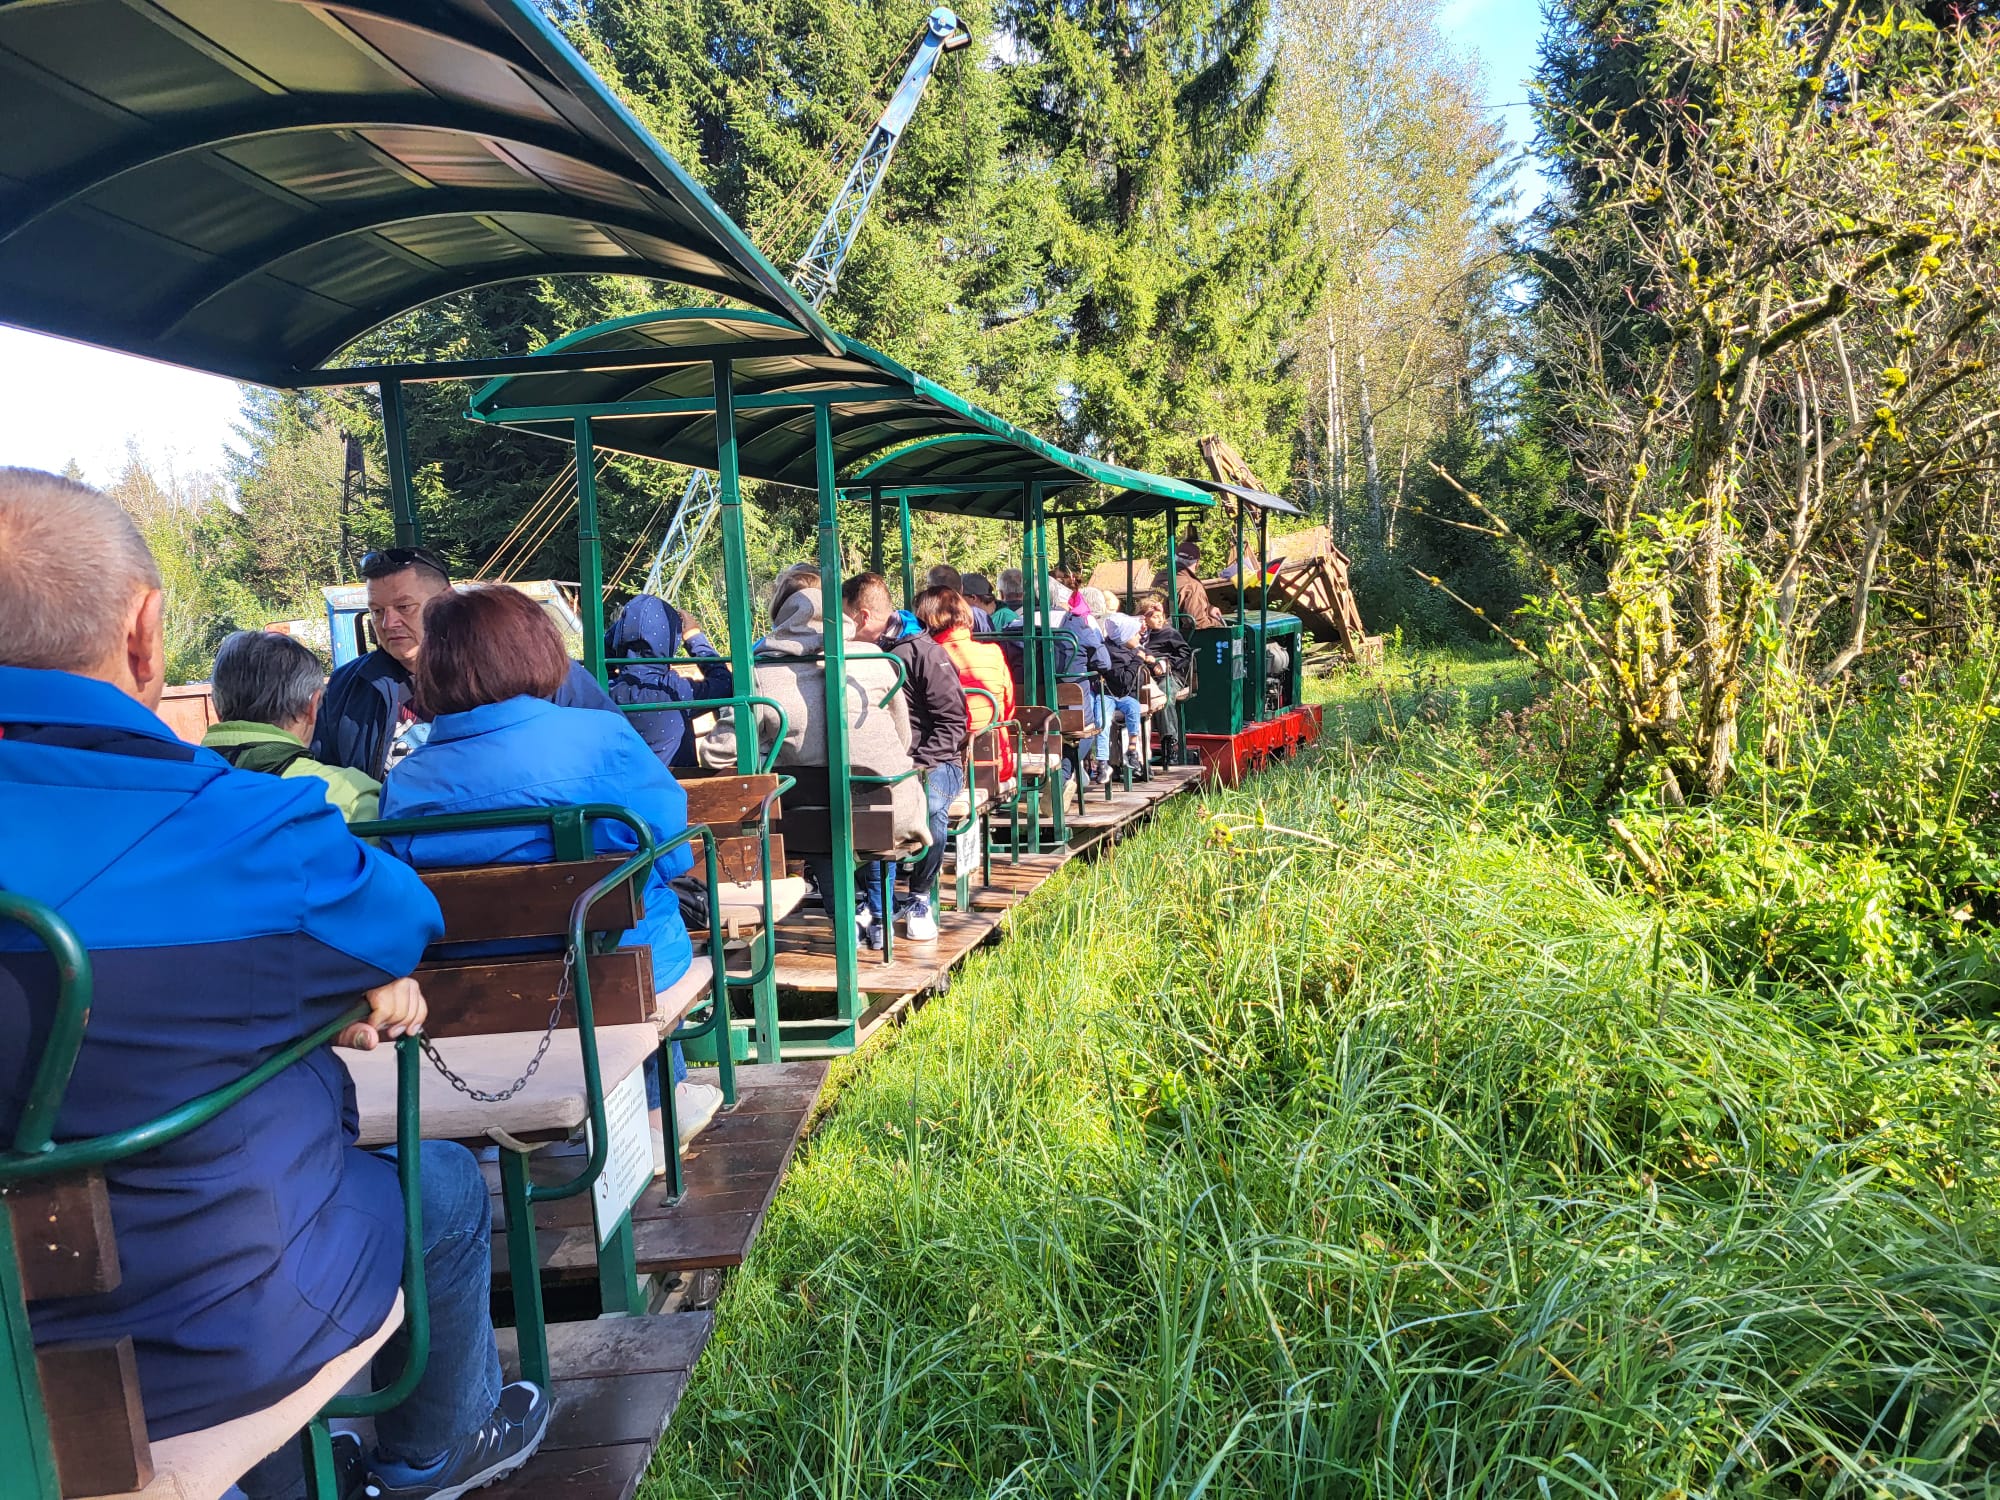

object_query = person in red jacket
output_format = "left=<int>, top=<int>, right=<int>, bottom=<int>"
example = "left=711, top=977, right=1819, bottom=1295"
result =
left=915, top=585, right=1016, bottom=787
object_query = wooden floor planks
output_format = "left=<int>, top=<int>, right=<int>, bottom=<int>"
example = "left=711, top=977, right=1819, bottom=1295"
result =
left=487, top=1060, right=828, bottom=1282
left=490, top=1315, right=712, bottom=1500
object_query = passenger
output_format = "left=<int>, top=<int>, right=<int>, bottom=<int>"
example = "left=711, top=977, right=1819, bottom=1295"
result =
left=842, top=573, right=968, bottom=947
left=0, top=469, right=546, bottom=1500
left=698, top=584, right=926, bottom=941
left=312, top=545, right=617, bottom=780
left=923, top=563, right=961, bottom=592
left=201, top=628, right=382, bottom=822
left=1060, top=588, right=1113, bottom=782
left=604, top=594, right=733, bottom=770
left=960, top=572, right=998, bottom=634
left=1138, top=594, right=1192, bottom=764
left=992, top=567, right=1025, bottom=628
left=1097, top=613, right=1150, bottom=778
left=915, top=584, right=1017, bottom=783
left=1174, top=536, right=1225, bottom=630
left=769, top=562, right=822, bottom=620
left=377, top=585, right=721, bottom=1156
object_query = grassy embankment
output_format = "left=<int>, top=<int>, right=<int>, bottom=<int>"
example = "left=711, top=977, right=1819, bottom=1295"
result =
left=649, top=645, right=2000, bottom=1498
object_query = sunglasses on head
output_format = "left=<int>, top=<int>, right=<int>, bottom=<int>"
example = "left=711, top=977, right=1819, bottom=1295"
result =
left=359, top=546, right=451, bottom=581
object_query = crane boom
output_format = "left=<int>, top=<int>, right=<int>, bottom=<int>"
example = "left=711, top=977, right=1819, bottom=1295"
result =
left=641, top=6, right=968, bottom=600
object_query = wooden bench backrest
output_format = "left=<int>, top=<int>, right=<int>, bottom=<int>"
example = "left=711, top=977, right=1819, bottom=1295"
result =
left=677, top=774, right=786, bottom=882
left=413, top=858, right=654, bottom=1038
left=6, top=1173, right=152, bottom=1497
left=756, top=768, right=908, bottom=857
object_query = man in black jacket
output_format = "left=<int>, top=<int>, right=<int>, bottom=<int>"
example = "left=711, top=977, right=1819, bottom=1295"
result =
left=311, top=547, right=618, bottom=780
left=843, top=572, right=968, bottom=946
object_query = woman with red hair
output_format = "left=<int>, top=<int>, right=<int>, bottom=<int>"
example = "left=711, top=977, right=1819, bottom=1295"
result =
left=378, top=585, right=720, bottom=1156
left=914, top=585, right=1015, bottom=783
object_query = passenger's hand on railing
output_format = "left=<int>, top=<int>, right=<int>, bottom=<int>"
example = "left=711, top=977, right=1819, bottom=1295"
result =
left=339, top=977, right=429, bottom=1050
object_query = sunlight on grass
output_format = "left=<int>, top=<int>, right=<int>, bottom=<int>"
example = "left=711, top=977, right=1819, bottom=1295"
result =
left=646, top=651, right=2000, bottom=1499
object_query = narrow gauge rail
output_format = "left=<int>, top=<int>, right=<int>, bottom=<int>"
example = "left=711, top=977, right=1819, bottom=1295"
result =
left=0, top=3, right=1319, bottom=1497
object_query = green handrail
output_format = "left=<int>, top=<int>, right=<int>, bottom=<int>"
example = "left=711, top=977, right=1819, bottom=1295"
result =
left=347, top=804, right=722, bottom=1207
left=611, top=691, right=791, bottom=774
left=0, top=895, right=434, bottom=1457
left=3, top=894, right=91, bottom=1160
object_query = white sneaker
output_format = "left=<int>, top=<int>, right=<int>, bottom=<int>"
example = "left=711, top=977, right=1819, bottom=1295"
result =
left=675, top=1081, right=724, bottom=1146
left=903, top=895, right=938, bottom=942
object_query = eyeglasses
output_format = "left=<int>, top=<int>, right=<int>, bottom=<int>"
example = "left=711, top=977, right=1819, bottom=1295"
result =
left=359, top=545, right=451, bottom=581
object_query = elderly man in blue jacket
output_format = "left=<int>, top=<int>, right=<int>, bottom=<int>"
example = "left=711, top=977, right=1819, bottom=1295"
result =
left=0, top=470, right=547, bottom=1500
left=311, top=545, right=617, bottom=780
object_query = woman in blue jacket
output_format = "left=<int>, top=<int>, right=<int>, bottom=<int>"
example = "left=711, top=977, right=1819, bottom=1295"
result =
left=379, top=584, right=722, bottom=1153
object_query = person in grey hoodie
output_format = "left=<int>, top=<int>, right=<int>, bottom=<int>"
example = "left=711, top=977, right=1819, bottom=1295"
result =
left=697, top=586, right=928, bottom=934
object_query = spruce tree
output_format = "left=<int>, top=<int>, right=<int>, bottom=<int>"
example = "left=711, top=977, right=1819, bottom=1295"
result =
left=998, top=0, right=1316, bottom=484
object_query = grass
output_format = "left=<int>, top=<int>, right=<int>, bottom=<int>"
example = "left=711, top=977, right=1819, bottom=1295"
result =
left=646, top=654, right=2000, bottom=1499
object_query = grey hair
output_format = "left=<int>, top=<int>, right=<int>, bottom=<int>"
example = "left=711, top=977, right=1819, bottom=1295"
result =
left=210, top=630, right=326, bottom=726
left=0, top=468, right=163, bottom=673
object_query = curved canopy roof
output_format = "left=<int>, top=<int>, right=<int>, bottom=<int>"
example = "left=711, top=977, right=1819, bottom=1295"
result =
left=0, top=0, right=834, bottom=385
left=470, top=309, right=1211, bottom=515
left=849, top=433, right=1212, bottom=519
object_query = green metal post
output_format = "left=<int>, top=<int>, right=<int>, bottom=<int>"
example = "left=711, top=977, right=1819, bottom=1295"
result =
left=1126, top=516, right=1135, bottom=608
left=1235, top=500, right=1248, bottom=724
left=575, top=416, right=607, bottom=686
left=498, top=1149, right=548, bottom=1388
left=815, top=406, right=861, bottom=1033
left=1019, top=485, right=1038, bottom=706
left=869, top=485, right=885, bottom=575
left=1033, top=486, right=1067, bottom=846
left=382, top=379, right=420, bottom=547
left=713, top=359, right=773, bottom=1063
left=1258, top=509, right=1270, bottom=718
left=898, top=496, right=915, bottom=607
left=1166, top=508, right=1180, bottom=631
left=0, top=1207, right=57, bottom=1500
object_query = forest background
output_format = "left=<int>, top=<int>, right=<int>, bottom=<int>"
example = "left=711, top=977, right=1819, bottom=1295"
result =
left=108, top=0, right=1514, bottom=679
left=98, top=0, right=2000, bottom=819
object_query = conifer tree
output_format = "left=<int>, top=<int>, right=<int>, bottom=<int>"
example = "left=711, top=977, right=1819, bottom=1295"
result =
left=998, top=0, right=1316, bottom=482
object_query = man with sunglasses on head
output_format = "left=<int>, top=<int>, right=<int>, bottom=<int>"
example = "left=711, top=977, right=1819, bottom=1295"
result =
left=311, top=546, right=618, bottom=780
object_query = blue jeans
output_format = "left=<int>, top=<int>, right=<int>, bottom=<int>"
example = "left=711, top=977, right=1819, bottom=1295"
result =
left=1094, top=696, right=1142, bottom=763
left=864, top=762, right=964, bottom=913
left=238, top=1141, right=505, bottom=1498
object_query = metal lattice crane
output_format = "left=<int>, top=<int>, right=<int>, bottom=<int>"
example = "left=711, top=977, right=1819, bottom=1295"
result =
left=639, top=5, right=969, bottom=599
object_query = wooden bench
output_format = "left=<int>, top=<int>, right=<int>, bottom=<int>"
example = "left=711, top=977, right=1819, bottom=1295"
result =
left=4, top=1169, right=406, bottom=1498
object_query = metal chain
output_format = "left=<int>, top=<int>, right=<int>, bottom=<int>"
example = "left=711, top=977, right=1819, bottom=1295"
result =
left=416, top=947, right=575, bottom=1103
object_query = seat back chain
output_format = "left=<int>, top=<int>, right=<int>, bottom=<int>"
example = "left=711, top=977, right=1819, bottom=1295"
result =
left=417, top=946, right=575, bottom=1103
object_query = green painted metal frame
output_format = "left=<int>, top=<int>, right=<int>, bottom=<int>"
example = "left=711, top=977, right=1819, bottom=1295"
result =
left=0, top=894, right=428, bottom=1500
left=346, top=804, right=724, bottom=1380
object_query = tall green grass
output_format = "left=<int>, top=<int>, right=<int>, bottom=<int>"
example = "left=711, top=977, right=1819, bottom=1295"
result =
left=648, top=711, right=2000, bottom=1498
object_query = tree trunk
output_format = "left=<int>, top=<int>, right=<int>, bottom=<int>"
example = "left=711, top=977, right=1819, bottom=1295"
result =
left=1326, top=309, right=1347, bottom=545
left=1353, top=338, right=1384, bottom=542
left=1389, top=431, right=1411, bottom=547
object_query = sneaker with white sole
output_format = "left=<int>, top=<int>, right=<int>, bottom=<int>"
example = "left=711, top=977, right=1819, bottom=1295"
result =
left=361, top=1381, right=550, bottom=1500
left=903, top=895, right=938, bottom=942
left=675, top=1080, right=724, bottom=1146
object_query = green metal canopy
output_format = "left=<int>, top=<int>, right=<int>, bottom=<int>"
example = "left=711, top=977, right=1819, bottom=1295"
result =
left=468, top=309, right=1210, bottom=515
left=849, top=432, right=1213, bottom=519
left=0, top=0, right=837, bottom=385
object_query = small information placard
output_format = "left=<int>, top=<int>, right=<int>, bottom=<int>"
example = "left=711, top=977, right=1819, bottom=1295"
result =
left=589, top=1063, right=653, bottom=1246
left=955, top=812, right=979, bottom=881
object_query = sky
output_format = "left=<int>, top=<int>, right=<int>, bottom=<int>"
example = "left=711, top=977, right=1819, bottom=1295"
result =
left=0, top=0, right=1549, bottom=493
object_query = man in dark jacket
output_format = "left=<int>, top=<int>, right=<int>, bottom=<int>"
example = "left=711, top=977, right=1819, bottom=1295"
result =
left=311, top=546, right=616, bottom=779
left=844, top=572, right=967, bottom=945
left=603, top=594, right=733, bottom=769
left=0, top=469, right=547, bottom=1499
